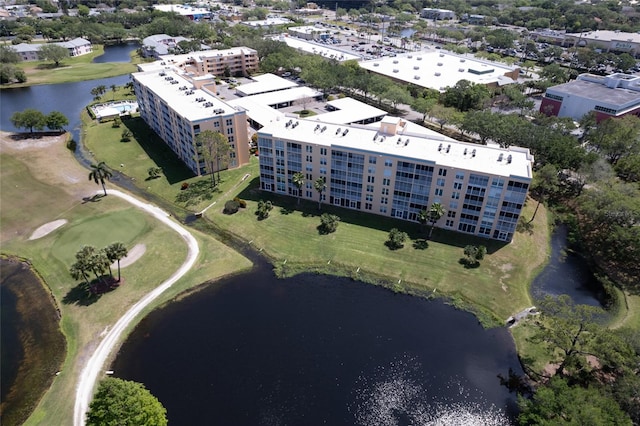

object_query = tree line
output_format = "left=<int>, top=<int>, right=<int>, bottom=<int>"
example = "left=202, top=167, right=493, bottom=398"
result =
left=10, top=108, right=69, bottom=133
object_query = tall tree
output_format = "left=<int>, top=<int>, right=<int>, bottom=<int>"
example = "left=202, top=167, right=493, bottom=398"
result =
left=196, top=130, right=231, bottom=186
left=89, top=161, right=113, bottom=196
left=529, top=164, right=559, bottom=223
left=86, top=378, right=168, bottom=426
left=104, top=242, right=128, bottom=282
left=314, top=177, right=326, bottom=211
left=427, top=202, right=446, bottom=238
left=10, top=108, right=46, bottom=133
left=38, top=44, right=70, bottom=67
left=292, top=172, right=304, bottom=205
left=46, top=111, right=69, bottom=132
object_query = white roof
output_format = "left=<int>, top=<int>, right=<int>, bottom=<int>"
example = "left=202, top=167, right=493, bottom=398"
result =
left=241, top=17, right=292, bottom=27
left=235, top=73, right=298, bottom=96
left=239, top=86, right=322, bottom=107
left=153, top=4, right=211, bottom=16
left=360, top=49, right=518, bottom=92
left=567, top=30, right=640, bottom=44
left=312, top=97, right=387, bottom=124
left=133, top=69, right=237, bottom=122
left=260, top=117, right=533, bottom=179
left=269, top=35, right=360, bottom=62
left=227, top=96, right=285, bottom=127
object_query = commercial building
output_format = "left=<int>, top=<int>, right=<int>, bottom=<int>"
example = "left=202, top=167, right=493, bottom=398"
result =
left=257, top=116, right=533, bottom=242
left=152, top=4, right=212, bottom=20
left=565, top=30, right=640, bottom=56
left=420, top=8, right=456, bottom=20
left=132, top=68, right=250, bottom=175
left=360, top=50, right=519, bottom=92
left=540, top=73, right=640, bottom=121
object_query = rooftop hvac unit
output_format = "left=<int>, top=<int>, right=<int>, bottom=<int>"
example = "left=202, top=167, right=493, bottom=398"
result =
left=393, top=69, right=399, bottom=73
left=439, top=53, right=444, bottom=57
left=336, top=127, right=341, bottom=135
left=438, top=143, right=443, bottom=151
left=397, top=138, right=402, bottom=144
left=417, top=57, right=422, bottom=61
left=464, top=148, right=467, bottom=155
left=414, top=66, right=419, bottom=70
left=408, top=55, right=413, bottom=58
left=459, top=68, right=465, bottom=72
left=159, top=72, right=166, bottom=76
left=404, top=138, right=409, bottom=146
left=460, top=59, right=466, bottom=62
left=314, top=124, right=320, bottom=131
left=472, top=149, right=476, bottom=157
left=446, top=144, right=451, bottom=153
left=171, top=80, right=179, bottom=85
left=342, top=129, right=349, bottom=136
left=374, top=63, right=380, bottom=67
left=498, top=153, right=504, bottom=162
left=321, top=125, right=326, bottom=132
left=435, top=72, right=441, bottom=76
left=414, top=75, right=421, bottom=80
left=507, top=154, right=513, bottom=164
left=393, top=60, right=399, bottom=64
left=437, top=62, right=443, bottom=66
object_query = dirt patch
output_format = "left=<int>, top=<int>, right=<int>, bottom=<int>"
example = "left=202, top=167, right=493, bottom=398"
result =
left=29, top=219, right=68, bottom=240
left=113, top=244, right=146, bottom=269
left=0, top=131, right=95, bottom=199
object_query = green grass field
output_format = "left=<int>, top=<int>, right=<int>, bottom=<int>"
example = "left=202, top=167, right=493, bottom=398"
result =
left=1, top=135, right=251, bottom=426
left=5, top=45, right=142, bottom=87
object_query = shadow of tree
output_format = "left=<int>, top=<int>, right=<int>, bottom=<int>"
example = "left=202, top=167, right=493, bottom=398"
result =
left=280, top=207, right=294, bottom=215
left=459, top=258, right=481, bottom=269
left=62, top=282, right=100, bottom=306
left=82, top=194, right=104, bottom=204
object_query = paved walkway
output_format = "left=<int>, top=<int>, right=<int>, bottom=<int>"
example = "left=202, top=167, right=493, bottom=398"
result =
left=73, top=189, right=200, bottom=426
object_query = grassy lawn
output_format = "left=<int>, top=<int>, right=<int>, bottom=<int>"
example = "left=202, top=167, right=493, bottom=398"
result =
left=4, top=45, right=142, bottom=87
left=81, top=115, right=550, bottom=326
left=1, top=134, right=251, bottom=425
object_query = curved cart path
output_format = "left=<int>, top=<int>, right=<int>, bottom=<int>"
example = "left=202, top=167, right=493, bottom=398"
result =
left=73, top=189, right=200, bottom=426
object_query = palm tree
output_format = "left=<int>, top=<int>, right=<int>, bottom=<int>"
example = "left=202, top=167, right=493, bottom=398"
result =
left=427, top=202, right=446, bottom=239
left=110, top=84, right=117, bottom=100
left=314, top=177, right=326, bottom=211
left=292, top=172, right=304, bottom=205
left=89, top=162, right=113, bottom=196
left=105, top=242, right=128, bottom=282
left=417, top=209, right=429, bottom=233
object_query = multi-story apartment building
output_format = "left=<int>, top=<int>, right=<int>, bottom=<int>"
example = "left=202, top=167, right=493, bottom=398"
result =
left=258, top=116, right=534, bottom=242
left=179, top=47, right=259, bottom=77
left=132, top=69, right=250, bottom=175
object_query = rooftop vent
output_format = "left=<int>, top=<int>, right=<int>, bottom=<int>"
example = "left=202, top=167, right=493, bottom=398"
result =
left=459, top=68, right=465, bottom=72
left=393, top=69, right=399, bottom=73
left=414, top=75, right=421, bottom=80
left=414, top=66, right=419, bottom=70
left=417, top=57, right=422, bottom=61
left=464, top=148, right=468, bottom=155
left=498, top=153, right=504, bottom=162
left=393, top=60, right=399, bottom=64
left=472, top=149, right=476, bottom=157
left=159, top=72, right=166, bottom=76
left=374, top=63, right=380, bottom=67
left=342, top=129, right=349, bottom=136
left=404, top=138, right=409, bottom=146
left=314, top=124, right=320, bottom=131
left=293, top=121, right=300, bottom=128
left=170, top=80, right=179, bottom=85
left=408, top=55, right=413, bottom=58
left=446, top=144, right=451, bottom=153
left=507, top=154, right=512, bottom=164
left=179, top=86, right=188, bottom=90
left=435, top=72, right=441, bottom=76
left=438, top=143, right=443, bottom=152
left=437, top=62, right=443, bottom=66
left=439, top=53, right=444, bottom=57
left=320, top=125, right=326, bottom=132
left=397, top=137, right=402, bottom=145
left=336, top=127, right=341, bottom=135
left=460, top=59, right=466, bottom=62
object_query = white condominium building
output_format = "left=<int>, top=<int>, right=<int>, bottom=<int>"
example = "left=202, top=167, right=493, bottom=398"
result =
left=132, top=69, right=250, bottom=176
left=257, top=116, right=534, bottom=242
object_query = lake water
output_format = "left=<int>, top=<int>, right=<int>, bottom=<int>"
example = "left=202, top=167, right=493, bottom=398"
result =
left=112, top=268, right=522, bottom=425
left=93, top=43, right=138, bottom=63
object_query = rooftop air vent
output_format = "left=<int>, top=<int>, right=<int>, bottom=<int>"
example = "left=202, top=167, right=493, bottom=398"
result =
left=460, top=59, right=466, bottom=62
left=336, top=127, right=341, bottom=135
left=321, top=125, right=327, bottom=132
left=342, top=129, right=349, bottom=136
left=459, top=68, right=465, bottom=72
left=498, top=153, right=504, bottom=162
left=435, top=72, right=441, bottom=76
left=414, top=66, right=419, bottom=70
left=408, top=55, right=412, bottom=58
left=439, top=53, right=444, bottom=57
left=472, top=149, right=476, bottom=157
left=464, top=148, right=468, bottom=155
left=446, top=144, right=451, bottom=153
left=417, top=57, right=422, bottom=61
left=171, top=80, right=179, bottom=84
left=393, top=69, right=399, bottom=73
left=414, top=75, right=420, bottom=80
left=437, top=62, right=443, bottom=66
left=397, top=138, right=402, bottom=145
left=314, top=124, right=320, bottom=132
left=393, top=60, right=399, bottom=64
left=438, top=143, right=443, bottom=152
left=404, top=138, right=409, bottom=146
left=507, top=154, right=512, bottom=164
left=374, top=63, right=380, bottom=67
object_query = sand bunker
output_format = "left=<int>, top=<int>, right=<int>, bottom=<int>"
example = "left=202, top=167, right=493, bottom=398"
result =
left=29, top=219, right=68, bottom=240
left=113, top=244, right=146, bottom=269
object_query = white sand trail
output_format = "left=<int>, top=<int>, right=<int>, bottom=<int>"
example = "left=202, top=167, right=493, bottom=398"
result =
left=29, top=219, right=68, bottom=240
left=112, top=244, right=146, bottom=269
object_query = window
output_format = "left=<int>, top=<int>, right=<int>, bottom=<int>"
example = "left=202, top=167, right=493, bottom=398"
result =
left=453, top=182, right=462, bottom=190
left=368, top=176, right=375, bottom=183
left=455, top=172, right=464, bottom=181
left=368, top=166, right=376, bottom=174
left=435, top=188, right=443, bottom=196
left=446, top=219, right=454, bottom=227
left=365, top=194, right=373, bottom=202
left=226, top=128, right=233, bottom=135
left=306, top=155, right=312, bottom=162
left=438, top=168, right=447, bottom=176
left=381, top=188, right=389, bottom=195
left=214, top=121, right=220, bottom=128
left=437, top=178, right=446, bottom=187
left=320, top=167, right=327, bottom=175
left=225, top=119, right=233, bottom=126
left=384, top=159, right=393, bottom=167
left=306, top=165, right=313, bottom=172
left=365, top=203, right=373, bottom=210
left=306, top=145, right=313, bottom=153
left=451, top=192, right=460, bottom=199
left=320, top=158, right=327, bottom=165
left=449, top=201, right=458, bottom=210
left=380, top=206, right=387, bottom=213
left=369, top=156, right=377, bottom=164
left=381, top=197, right=388, bottom=205
left=447, top=211, right=456, bottom=218
left=320, top=148, right=327, bottom=155
left=366, top=185, right=374, bottom=193
left=383, top=178, right=391, bottom=186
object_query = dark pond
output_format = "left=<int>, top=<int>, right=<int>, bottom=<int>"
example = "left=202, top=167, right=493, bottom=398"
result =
left=112, top=268, right=522, bottom=425
left=0, top=258, right=66, bottom=426
left=530, top=225, right=604, bottom=308
left=92, top=43, right=138, bottom=63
